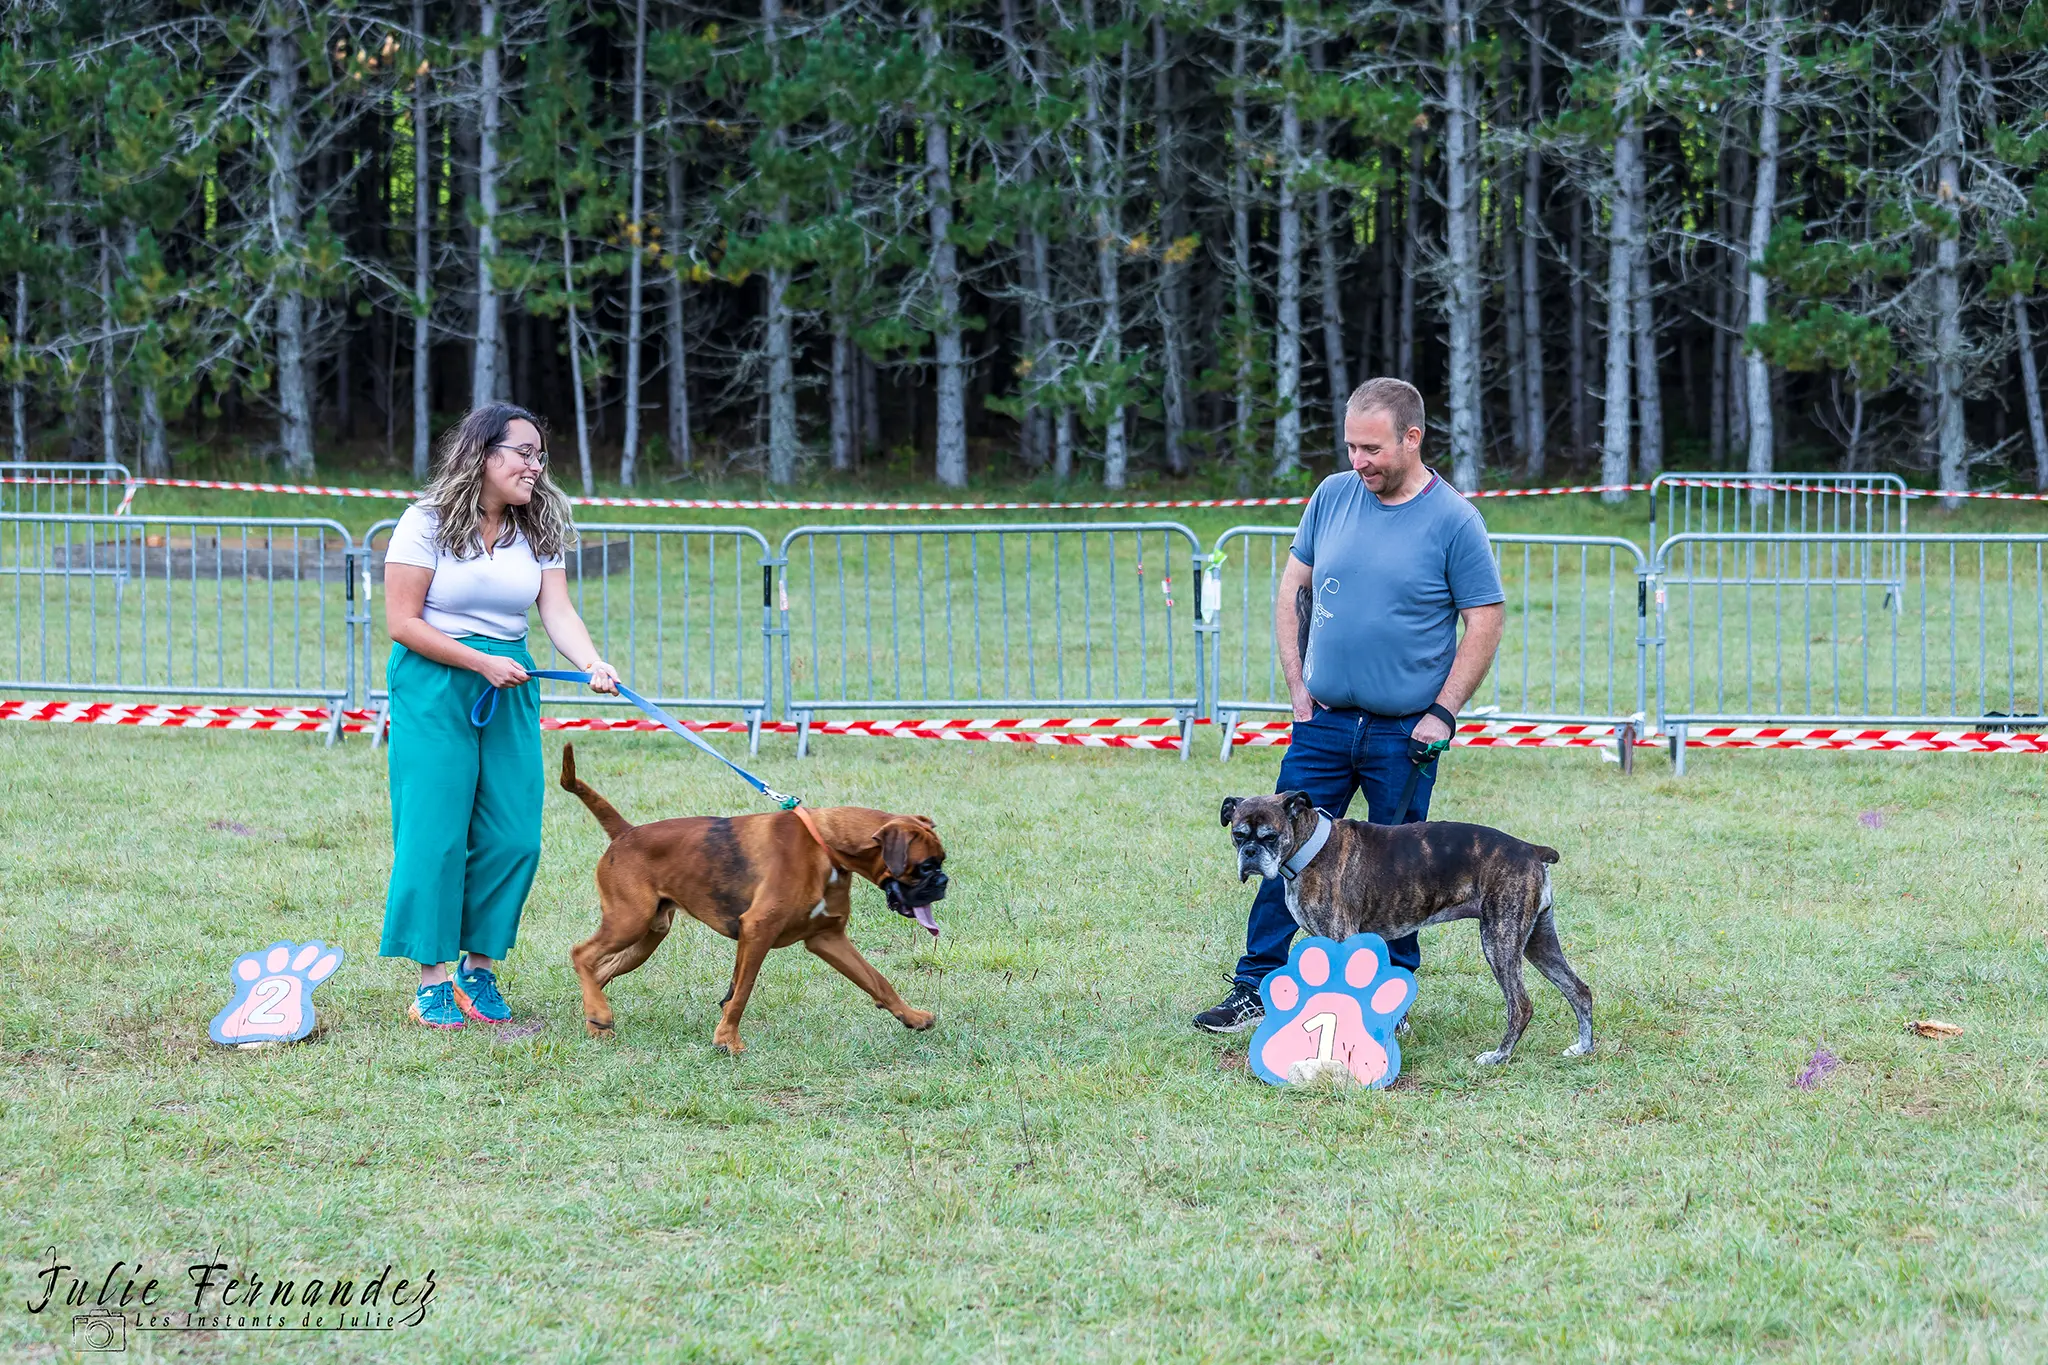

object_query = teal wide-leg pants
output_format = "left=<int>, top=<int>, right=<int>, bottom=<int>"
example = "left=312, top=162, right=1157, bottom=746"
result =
left=380, top=637, right=542, bottom=966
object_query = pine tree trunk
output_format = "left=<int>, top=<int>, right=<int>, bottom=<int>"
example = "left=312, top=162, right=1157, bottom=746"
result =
left=1317, top=174, right=1349, bottom=466
left=764, top=0, right=798, bottom=485
left=1708, top=147, right=1728, bottom=466
left=1375, top=190, right=1394, bottom=378
left=10, top=273, right=25, bottom=459
left=1399, top=134, right=1421, bottom=379
left=472, top=0, right=502, bottom=411
left=1154, top=16, right=1188, bottom=475
left=123, top=227, right=168, bottom=475
left=1270, top=13, right=1303, bottom=480
left=1082, top=3, right=1127, bottom=489
left=1520, top=0, right=1545, bottom=476
left=1500, top=42, right=1529, bottom=474
left=2018, top=298, right=2048, bottom=491
left=922, top=7, right=968, bottom=488
left=98, top=232, right=118, bottom=467
left=620, top=0, right=649, bottom=484
left=830, top=319, right=855, bottom=471
left=862, top=353, right=880, bottom=452
left=1933, top=0, right=1966, bottom=504
left=1746, top=0, right=1784, bottom=496
left=411, top=1, right=433, bottom=481
left=1443, top=0, right=1482, bottom=492
left=1632, top=238, right=1662, bottom=476
left=1025, top=223, right=1053, bottom=468
left=1599, top=8, right=1639, bottom=504
left=1569, top=192, right=1587, bottom=458
left=1230, top=35, right=1253, bottom=454
left=1504, top=196, right=1530, bottom=471
left=559, top=199, right=594, bottom=496
left=267, top=23, right=314, bottom=474
left=1054, top=408, right=1073, bottom=481
left=664, top=141, right=691, bottom=470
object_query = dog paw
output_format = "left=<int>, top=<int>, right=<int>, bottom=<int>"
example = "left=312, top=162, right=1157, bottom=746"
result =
left=898, top=1008, right=936, bottom=1031
left=209, top=940, right=342, bottom=1047
left=1561, top=1038, right=1595, bottom=1058
left=585, top=1018, right=616, bottom=1040
left=1248, top=935, right=1416, bottom=1088
left=1473, top=1047, right=1512, bottom=1066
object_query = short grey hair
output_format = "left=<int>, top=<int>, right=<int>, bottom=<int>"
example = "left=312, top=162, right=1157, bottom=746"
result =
left=1346, top=377, right=1425, bottom=442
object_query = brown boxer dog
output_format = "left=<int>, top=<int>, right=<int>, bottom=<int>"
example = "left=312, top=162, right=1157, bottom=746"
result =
left=560, top=745, right=947, bottom=1054
left=1222, top=791, right=1594, bottom=1065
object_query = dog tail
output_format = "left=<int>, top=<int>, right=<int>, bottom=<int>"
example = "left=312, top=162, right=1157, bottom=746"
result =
left=1534, top=843, right=1561, bottom=864
left=560, top=744, right=633, bottom=841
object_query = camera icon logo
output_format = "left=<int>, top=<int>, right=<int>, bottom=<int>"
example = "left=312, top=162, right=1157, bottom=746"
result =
left=73, top=1308, right=128, bottom=1352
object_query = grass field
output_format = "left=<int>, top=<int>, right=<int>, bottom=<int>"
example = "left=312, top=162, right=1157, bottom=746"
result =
left=4, top=722, right=2047, bottom=1362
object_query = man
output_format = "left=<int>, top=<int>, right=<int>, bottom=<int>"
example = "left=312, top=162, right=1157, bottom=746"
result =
left=1194, top=377, right=1506, bottom=1034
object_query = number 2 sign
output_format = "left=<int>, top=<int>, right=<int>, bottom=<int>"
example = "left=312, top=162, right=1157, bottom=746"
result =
left=209, top=940, right=343, bottom=1047
left=1247, top=933, right=1417, bottom=1088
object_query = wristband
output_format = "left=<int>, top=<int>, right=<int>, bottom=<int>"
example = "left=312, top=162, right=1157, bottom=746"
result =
left=1424, top=701, right=1458, bottom=731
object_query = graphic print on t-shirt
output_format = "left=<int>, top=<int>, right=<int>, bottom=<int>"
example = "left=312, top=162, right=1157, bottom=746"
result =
left=1304, top=576, right=1340, bottom=685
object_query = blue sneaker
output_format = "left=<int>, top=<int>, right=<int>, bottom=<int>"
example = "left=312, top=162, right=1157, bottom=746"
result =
left=408, top=981, right=466, bottom=1030
left=453, top=965, right=512, bottom=1024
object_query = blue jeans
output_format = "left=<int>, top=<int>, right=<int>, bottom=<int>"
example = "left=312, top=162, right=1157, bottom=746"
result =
left=1232, top=706, right=1435, bottom=989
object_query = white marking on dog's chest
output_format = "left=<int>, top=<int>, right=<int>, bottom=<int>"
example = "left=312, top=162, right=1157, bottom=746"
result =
left=809, top=898, right=830, bottom=919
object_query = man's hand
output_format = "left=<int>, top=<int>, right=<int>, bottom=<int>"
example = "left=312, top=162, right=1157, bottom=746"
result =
left=1290, top=684, right=1314, bottom=723
left=1411, top=709, right=1452, bottom=746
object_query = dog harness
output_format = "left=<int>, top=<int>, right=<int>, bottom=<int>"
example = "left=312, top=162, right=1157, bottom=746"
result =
left=1280, top=812, right=1334, bottom=881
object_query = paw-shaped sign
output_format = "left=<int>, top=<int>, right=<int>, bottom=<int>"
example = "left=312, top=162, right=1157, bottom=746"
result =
left=209, top=940, right=343, bottom=1047
left=1249, top=934, right=1416, bottom=1088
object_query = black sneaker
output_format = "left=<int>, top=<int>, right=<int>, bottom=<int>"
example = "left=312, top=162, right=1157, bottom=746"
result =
left=1193, top=982, right=1265, bottom=1034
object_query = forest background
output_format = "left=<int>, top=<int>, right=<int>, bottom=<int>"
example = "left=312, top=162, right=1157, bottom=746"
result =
left=3, top=0, right=2045, bottom=500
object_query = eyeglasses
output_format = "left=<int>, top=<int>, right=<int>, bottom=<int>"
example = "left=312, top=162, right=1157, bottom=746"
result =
left=491, top=444, right=549, bottom=469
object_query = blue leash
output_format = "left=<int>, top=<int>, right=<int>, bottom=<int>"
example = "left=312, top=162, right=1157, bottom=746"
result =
left=471, top=669, right=801, bottom=810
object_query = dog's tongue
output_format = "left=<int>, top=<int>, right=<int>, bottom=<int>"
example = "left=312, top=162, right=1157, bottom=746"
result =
left=911, top=903, right=941, bottom=937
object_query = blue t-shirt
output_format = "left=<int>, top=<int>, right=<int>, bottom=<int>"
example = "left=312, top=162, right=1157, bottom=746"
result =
left=1292, top=470, right=1505, bottom=716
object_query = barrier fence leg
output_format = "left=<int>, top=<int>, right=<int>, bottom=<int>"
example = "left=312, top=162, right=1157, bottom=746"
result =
left=1669, top=722, right=1688, bottom=777
left=370, top=698, right=391, bottom=751
left=1178, top=710, right=1194, bottom=761
left=324, top=703, right=344, bottom=748
left=1617, top=722, right=1636, bottom=775
left=746, top=711, right=762, bottom=757
left=796, top=711, right=812, bottom=760
left=1218, top=710, right=1239, bottom=762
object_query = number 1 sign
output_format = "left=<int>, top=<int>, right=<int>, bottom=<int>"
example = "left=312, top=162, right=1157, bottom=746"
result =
left=1247, top=934, right=1416, bottom=1088
left=209, top=940, right=343, bottom=1047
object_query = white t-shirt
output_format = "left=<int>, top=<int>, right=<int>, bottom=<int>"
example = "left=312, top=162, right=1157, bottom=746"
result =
left=384, top=505, right=565, bottom=640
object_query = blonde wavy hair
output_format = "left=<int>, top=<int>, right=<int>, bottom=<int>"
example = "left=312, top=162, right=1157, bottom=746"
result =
left=419, top=403, right=575, bottom=561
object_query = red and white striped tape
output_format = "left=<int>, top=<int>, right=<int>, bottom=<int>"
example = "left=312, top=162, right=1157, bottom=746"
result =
left=16, top=472, right=2048, bottom=514
left=5, top=699, right=2044, bottom=753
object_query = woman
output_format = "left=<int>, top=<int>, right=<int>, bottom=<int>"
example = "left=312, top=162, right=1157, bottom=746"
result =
left=381, top=403, right=619, bottom=1029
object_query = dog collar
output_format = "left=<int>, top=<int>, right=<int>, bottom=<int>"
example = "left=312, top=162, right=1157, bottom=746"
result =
left=1280, top=812, right=1334, bottom=881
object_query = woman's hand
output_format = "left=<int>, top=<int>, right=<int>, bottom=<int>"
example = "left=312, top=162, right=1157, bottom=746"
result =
left=584, top=660, right=621, bottom=695
left=474, top=653, right=531, bottom=689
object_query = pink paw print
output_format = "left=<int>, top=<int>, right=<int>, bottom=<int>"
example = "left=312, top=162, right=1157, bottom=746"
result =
left=209, top=940, right=343, bottom=1047
left=1249, top=935, right=1416, bottom=1088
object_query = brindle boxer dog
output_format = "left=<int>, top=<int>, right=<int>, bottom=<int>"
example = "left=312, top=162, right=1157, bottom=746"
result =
left=1221, top=792, right=1594, bottom=1065
left=561, top=745, right=947, bottom=1054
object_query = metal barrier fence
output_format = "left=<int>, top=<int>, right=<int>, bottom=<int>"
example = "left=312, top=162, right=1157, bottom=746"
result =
left=361, top=519, right=774, bottom=747
left=1207, top=527, right=1649, bottom=757
left=1651, top=472, right=1908, bottom=590
left=777, top=522, right=1210, bottom=755
left=0, top=462, right=132, bottom=517
left=0, top=511, right=356, bottom=737
left=1654, top=532, right=2048, bottom=757
left=5, top=507, right=2045, bottom=768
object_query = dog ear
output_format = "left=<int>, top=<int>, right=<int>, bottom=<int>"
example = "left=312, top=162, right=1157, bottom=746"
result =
left=1282, top=790, right=1315, bottom=821
left=876, top=821, right=916, bottom=878
left=1220, top=796, right=1243, bottom=827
